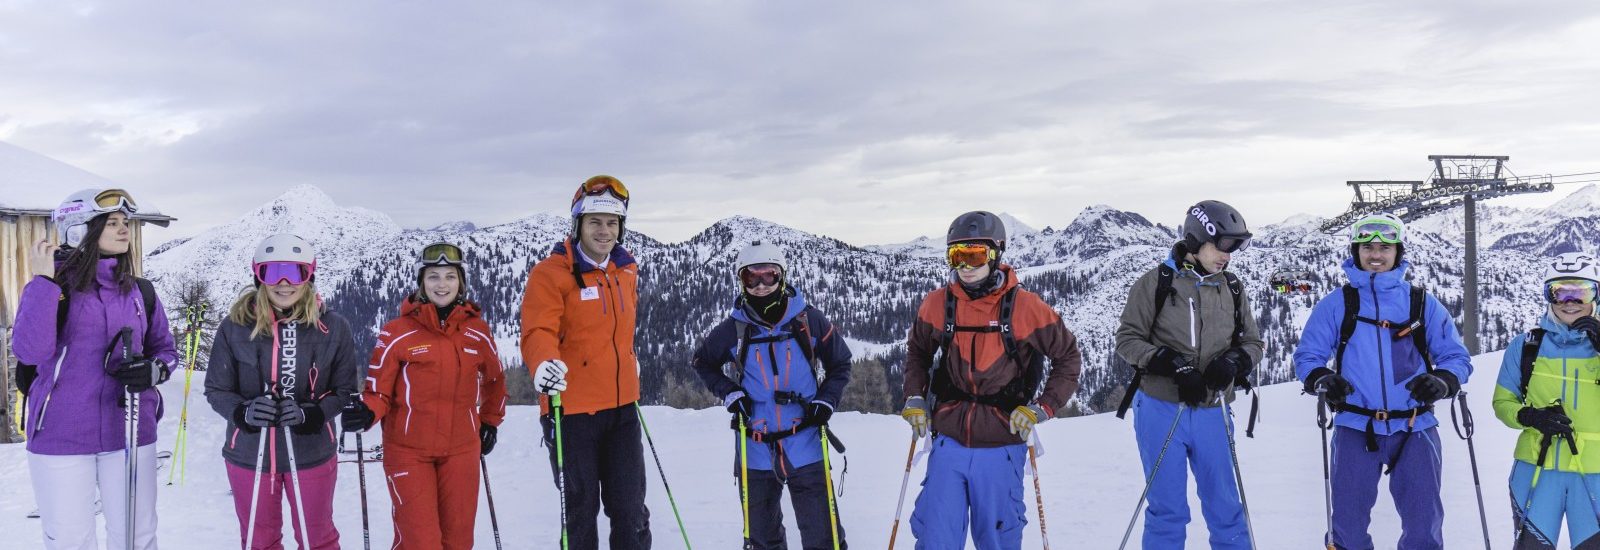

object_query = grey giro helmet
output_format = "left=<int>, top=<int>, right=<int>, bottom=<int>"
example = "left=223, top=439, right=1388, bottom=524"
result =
left=1181, top=200, right=1251, bottom=253
left=946, top=211, right=1007, bottom=250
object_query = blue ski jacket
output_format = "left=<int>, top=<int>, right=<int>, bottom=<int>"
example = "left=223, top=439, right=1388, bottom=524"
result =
left=1293, top=259, right=1473, bottom=435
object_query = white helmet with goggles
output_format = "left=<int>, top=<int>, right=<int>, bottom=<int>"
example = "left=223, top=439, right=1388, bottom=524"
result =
left=53, top=188, right=138, bottom=248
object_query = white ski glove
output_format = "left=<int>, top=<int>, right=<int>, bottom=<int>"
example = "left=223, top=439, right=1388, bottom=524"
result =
left=534, top=359, right=569, bottom=395
left=1009, top=403, right=1048, bottom=441
left=901, top=396, right=929, bottom=439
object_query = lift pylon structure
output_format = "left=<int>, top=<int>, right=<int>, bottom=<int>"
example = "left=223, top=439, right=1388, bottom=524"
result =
left=1320, top=155, right=1554, bottom=354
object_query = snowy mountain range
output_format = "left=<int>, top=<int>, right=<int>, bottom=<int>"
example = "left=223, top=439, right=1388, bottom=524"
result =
left=141, top=184, right=1600, bottom=413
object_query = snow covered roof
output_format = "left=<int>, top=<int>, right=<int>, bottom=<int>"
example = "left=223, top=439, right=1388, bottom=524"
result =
left=0, top=141, right=174, bottom=225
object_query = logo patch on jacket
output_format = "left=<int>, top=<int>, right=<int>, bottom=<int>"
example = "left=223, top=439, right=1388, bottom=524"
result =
left=464, top=348, right=480, bottom=355
left=408, top=345, right=431, bottom=355
left=580, top=287, right=600, bottom=301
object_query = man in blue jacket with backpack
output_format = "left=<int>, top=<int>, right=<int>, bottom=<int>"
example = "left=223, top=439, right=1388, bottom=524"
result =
left=1294, top=213, right=1472, bottom=550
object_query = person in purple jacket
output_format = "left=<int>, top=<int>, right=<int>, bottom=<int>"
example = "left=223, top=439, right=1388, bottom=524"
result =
left=12, top=188, right=178, bottom=550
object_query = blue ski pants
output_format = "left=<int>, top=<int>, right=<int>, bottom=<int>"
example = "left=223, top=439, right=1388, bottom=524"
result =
left=1509, top=460, right=1600, bottom=549
left=909, top=436, right=1027, bottom=550
left=1327, top=425, right=1443, bottom=550
left=1132, top=391, right=1250, bottom=550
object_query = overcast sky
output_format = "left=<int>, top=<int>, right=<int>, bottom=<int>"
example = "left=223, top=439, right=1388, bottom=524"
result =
left=3, top=1, right=1598, bottom=246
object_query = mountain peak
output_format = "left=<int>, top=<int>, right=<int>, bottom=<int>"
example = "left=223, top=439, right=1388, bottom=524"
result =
left=996, top=212, right=1038, bottom=237
left=270, top=184, right=338, bottom=209
left=1545, top=184, right=1600, bottom=217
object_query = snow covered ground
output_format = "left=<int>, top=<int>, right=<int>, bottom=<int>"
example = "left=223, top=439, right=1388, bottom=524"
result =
left=1, top=351, right=1529, bottom=548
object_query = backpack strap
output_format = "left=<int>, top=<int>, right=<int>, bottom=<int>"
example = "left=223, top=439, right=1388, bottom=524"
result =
left=1336, top=285, right=1360, bottom=375
left=1518, top=329, right=1546, bottom=401
left=931, top=286, right=1033, bottom=410
left=732, top=320, right=750, bottom=387
left=1223, top=272, right=1245, bottom=349
left=1407, top=286, right=1433, bottom=371
left=136, top=277, right=157, bottom=333
left=1117, top=265, right=1177, bottom=418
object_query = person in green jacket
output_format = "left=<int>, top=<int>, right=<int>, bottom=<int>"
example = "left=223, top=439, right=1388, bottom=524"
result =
left=1495, top=252, right=1600, bottom=548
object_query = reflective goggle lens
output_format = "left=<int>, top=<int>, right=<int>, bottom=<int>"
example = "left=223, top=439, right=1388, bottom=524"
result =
left=93, top=189, right=138, bottom=214
left=421, top=243, right=464, bottom=266
left=740, top=263, right=782, bottom=288
left=1547, top=279, right=1600, bottom=305
left=1351, top=221, right=1402, bottom=244
left=254, top=262, right=313, bottom=286
left=574, top=176, right=630, bottom=203
left=947, top=243, right=996, bottom=269
left=1215, top=235, right=1251, bottom=253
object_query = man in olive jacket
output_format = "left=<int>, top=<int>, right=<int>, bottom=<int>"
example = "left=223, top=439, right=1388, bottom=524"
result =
left=1114, top=200, right=1264, bottom=550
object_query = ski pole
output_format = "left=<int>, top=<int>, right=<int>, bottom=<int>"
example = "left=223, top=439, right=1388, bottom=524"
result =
left=356, top=431, right=372, bottom=550
left=244, top=385, right=272, bottom=550
left=114, top=327, right=138, bottom=550
left=169, top=304, right=203, bottom=485
left=1514, top=433, right=1554, bottom=544
left=1119, top=403, right=1184, bottom=550
left=1317, top=394, right=1335, bottom=550
left=1027, top=438, right=1051, bottom=550
left=481, top=455, right=503, bottom=550
left=1450, top=391, right=1491, bottom=550
left=887, top=435, right=919, bottom=550
left=1221, top=392, right=1257, bottom=549
left=821, top=425, right=841, bottom=550
left=738, top=416, right=754, bottom=550
left=553, top=394, right=568, bottom=550
left=635, top=402, right=693, bottom=549
left=281, top=396, right=312, bottom=549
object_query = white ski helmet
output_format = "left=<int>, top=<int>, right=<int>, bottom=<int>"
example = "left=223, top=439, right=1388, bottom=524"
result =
left=735, top=240, right=787, bottom=273
left=53, top=188, right=138, bottom=248
left=1545, top=252, right=1600, bottom=285
left=253, top=234, right=317, bottom=266
left=570, top=175, right=629, bottom=219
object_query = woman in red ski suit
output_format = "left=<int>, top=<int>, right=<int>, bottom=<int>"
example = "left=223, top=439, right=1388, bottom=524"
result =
left=343, top=241, right=508, bottom=549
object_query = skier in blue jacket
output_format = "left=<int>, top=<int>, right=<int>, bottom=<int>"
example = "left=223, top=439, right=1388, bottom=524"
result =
left=1294, top=213, right=1473, bottom=550
left=691, top=240, right=852, bottom=550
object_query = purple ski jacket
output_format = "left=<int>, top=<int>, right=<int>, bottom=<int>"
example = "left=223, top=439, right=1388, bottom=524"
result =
left=12, top=259, right=178, bottom=455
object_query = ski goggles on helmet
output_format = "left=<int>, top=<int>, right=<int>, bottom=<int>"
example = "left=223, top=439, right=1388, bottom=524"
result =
left=947, top=242, right=998, bottom=270
left=93, top=189, right=139, bottom=215
left=254, top=261, right=314, bottom=286
left=1546, top=279, right=1600, bottom=305
left=1213, top=234, right=1252, bottom=253
left=740, top=263, right=783, bottom=289
left=420, top=242, right=464, bottom=266
left=573, top=176, right=630, bottom=204
left=1350, top=219, right=1404, bottom=244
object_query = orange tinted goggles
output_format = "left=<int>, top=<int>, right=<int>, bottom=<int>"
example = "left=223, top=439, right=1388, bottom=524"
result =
left=573, top=175, right=630, bottom=203
left=947, top=243, right=997, bottom=269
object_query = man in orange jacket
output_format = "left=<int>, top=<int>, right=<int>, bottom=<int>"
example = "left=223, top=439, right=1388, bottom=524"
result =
left=520, top=175, right=651, bottom=550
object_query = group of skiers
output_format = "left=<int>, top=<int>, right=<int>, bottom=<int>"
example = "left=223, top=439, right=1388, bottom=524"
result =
left=8, top=181, right=1600, bottom=549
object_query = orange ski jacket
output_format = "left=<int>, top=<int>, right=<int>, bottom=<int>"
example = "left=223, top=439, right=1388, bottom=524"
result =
left=519, top=239, right=641, bottom=416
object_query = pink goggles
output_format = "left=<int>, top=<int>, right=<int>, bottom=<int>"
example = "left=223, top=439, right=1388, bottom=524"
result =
left=254, top=261, right=314, bottom=286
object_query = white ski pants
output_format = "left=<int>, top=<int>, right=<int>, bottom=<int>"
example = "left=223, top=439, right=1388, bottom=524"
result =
left=27, top=444, right=159, bottom=550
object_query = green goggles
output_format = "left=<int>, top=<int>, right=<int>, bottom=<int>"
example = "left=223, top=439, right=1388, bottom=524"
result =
left=1350, top=221, right=1403, bottom=244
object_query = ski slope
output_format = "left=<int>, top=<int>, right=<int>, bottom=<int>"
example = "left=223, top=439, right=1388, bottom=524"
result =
left=0, top=352, right=1527, bottom=548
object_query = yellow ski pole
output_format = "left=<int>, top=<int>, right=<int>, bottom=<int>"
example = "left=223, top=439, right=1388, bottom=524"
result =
left=821, top=425, right=840, bottom=550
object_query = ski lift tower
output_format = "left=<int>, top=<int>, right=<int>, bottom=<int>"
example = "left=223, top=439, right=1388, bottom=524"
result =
left=1319, top=155, right=1554, bottom=354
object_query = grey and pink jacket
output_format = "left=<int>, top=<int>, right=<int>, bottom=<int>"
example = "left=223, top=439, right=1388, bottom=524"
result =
left=12, top=259, right=179, bottom=455
left=204, top=308, right=360, bottom=471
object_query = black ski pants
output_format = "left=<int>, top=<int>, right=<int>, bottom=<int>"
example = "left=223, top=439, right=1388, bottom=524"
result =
left=743, top=461, right=846, bottom=550
left=542, top=404, right=652, bottom=550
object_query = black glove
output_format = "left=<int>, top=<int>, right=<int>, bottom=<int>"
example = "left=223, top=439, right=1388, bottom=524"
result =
left=1572, top=316, right=1600, bottom=352
left=1143, top=346, right=1189, bottom=376
left=234, top=395, right=279, bottom=433
left=16, top=364, right=38, bottom=397
left=1518, top=404, right=1574, bottom=438
left=1203, top=348, right=1253, bottom=391
left=341, top=399, right=376, bottom=432
left=724, top=391, right=755, bottom=419
left=480, top=424, right=498, bottom=456
left=806, top=400, right=834, bottom=425
left=278, top=399, right=326, bottom=434
left=1405, top=371, right=1459, bottom=405
left=1147, top=347, right=1206, bottom=405
left=111, top=357, right=170, bottom=393
left=1304, top=368, right=1353, bottom=405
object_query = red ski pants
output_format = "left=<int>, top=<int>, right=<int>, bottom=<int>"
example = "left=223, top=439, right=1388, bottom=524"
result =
left=382, top=446, right=481, bottom=550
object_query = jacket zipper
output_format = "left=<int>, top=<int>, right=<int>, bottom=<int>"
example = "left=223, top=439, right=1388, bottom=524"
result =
left=1368, top=274, right=1391, bottom=430
left=33, top=345, right=69, bottom=433
left=607, top=271, right=623, bottom=407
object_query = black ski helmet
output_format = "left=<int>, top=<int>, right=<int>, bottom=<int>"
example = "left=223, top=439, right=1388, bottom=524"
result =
left=1181, top=200, right=1252, bottom=254
left=947, top=211, right=1007, bottom=250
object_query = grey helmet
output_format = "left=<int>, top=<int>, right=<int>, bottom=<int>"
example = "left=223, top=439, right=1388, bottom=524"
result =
left=1181, top=200, right=1251, bottom=253
left=946, top=211, right=1007, bottom=250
